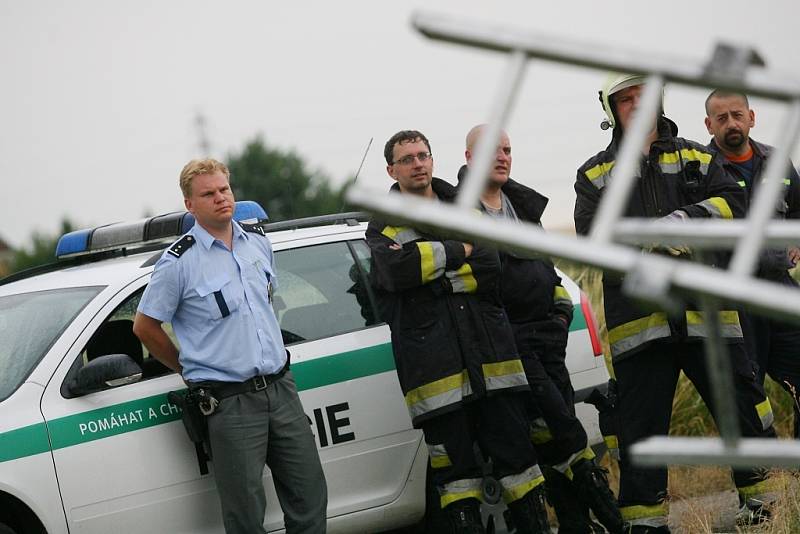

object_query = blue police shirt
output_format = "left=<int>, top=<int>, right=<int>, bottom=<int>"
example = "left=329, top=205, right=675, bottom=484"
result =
left=137, top=222, right=286, bottom=383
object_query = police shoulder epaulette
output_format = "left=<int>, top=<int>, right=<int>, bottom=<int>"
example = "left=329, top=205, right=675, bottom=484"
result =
left=167, top=235, right=196, bottom=258
left=239, top=222, right=266, bottom=237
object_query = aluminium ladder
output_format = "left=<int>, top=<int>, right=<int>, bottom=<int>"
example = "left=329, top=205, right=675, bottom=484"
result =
left=346, top=11, right=800, bottom=468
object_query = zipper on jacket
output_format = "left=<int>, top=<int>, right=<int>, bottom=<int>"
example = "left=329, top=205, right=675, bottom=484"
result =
left=643, top=156, right=660, bottom=216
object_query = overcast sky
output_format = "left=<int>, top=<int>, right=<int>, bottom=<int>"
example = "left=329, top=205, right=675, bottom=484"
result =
left=2, top=0, right=799, bottom=249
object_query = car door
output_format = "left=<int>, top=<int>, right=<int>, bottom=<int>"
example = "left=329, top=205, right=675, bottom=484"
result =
left=39, top=280, right=222, bottom=534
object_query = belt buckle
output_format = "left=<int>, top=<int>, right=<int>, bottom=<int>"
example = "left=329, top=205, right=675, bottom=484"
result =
left=252, top=375, right=267, bottom=391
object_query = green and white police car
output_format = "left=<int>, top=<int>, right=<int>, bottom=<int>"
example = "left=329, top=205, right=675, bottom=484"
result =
left=0, top=202, right=609, bottom=534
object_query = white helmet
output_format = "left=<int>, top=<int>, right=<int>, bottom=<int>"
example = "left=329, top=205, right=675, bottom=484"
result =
left=599, top=72, right=648, bottom=130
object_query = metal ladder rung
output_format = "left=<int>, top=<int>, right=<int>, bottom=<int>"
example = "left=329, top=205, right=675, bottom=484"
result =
left=631, top=437, right=800, bottom=468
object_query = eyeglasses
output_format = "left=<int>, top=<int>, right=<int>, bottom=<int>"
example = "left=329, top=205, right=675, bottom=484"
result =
left=392, top=152, right=432, bottom=166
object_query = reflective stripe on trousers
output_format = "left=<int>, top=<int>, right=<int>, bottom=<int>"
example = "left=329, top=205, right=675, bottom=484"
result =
left=440, top=477, right=483, bottom=508
left=620, top=503, right=669, bottom=527
left=427, top=443, right=452, bottom=469
left=499, top=464, right=545, bottom=504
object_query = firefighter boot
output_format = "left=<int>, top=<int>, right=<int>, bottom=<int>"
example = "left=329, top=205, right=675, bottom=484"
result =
left=571, top=458, right=625, bottom=533
left=506, top=485, right=550, bottom=534
left=544, top=468, right=604, bottom=533
left=444, top=498, right=486, bottom=534
left=736, top=494, right=775, bottom=526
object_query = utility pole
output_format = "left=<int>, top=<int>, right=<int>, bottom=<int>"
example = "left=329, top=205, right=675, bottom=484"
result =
left=194, top=111, right=212, bottom=156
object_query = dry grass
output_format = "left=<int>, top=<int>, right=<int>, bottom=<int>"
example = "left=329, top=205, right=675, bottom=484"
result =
left=559, top=262, right=800, bottom=533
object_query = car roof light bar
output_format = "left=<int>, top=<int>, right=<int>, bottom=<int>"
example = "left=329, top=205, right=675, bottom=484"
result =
left=233, top=200, right=268, bottom=223
left=55, top=200, right=268, bottom=259
left=53, top=229, right=92, bottom=258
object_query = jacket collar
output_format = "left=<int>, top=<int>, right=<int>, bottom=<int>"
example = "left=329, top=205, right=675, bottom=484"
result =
left=388, top=177, right=458, bottom=202
left=707, top=137, right=769, bottom=165
left=607, top=115, right=679, bottom=153
left=455, top=165, right=549, bottom=223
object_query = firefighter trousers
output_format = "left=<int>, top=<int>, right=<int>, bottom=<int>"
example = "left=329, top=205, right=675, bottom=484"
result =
left=741, top=311, right=800, bottom=438
left=614, top=341, right=775, bottom=513
left=521, top=349, right=590, bottom=471
left=422, top=392, right=544, bottom=508
left=522, top=333, right=576, bottom=413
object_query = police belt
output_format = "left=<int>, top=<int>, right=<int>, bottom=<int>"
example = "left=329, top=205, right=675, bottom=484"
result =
left=204, top=363, right=288, bottom=400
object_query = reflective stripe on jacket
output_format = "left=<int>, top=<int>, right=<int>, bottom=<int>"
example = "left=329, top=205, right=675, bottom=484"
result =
left=607, top=310, right=744, bottom=359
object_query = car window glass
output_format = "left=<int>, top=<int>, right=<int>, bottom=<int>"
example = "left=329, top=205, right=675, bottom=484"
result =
left=0, top=286, right=103, bottom=401
left=68, top=289, right=177, bottom=396
left=351, top=239, right=372, bottom=273
left=274, top=240, right=378, bottom=344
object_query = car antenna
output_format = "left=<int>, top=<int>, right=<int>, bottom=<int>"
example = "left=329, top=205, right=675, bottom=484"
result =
left=339, top=137, right=372, bottom=213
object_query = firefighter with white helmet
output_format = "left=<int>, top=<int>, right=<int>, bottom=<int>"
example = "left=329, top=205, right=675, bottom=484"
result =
left=574, top=74, right=779, bottom=532
left=598, top=73, right=667, bottom=131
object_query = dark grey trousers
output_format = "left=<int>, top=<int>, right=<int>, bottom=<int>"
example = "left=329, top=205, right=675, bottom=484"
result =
left=206, top=371, right=327, bottom=534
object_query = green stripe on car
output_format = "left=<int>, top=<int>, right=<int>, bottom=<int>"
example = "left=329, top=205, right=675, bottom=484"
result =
left=571, top=305, right=587, bottom=331
left=0, top=343, right=395, bottom=463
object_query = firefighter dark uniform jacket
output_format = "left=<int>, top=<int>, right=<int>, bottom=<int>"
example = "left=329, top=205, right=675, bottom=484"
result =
left=707, top=137, right=800, bottom=284
left=367, top=177, right=529, bottom=428
left=574, top=116, right=747, bottom=363
left=456, top=165, right=574, bottom=357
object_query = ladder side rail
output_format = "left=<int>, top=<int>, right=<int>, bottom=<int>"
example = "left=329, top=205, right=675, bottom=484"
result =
left=412, top=11, right=800, bottom=101
left=630, top=437, right=800, bottom=468
left=457, top=50, right=528, bottom=210
left=697, top=294, right=741, bottom=446
left=589, top=75, right=664, bottom=244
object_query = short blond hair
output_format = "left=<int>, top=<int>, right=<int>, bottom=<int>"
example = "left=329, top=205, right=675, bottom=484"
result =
left=179, top=158, right=230, bottom=198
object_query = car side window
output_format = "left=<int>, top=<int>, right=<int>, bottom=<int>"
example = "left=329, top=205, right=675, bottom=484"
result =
left=63, top=289, right=176, bottom=397
left=274, top=240, right=378, bottom=344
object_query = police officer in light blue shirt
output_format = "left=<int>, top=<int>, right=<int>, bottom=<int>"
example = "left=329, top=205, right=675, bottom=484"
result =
left=140, top=217, right=284, bottom=383
left=133, top=158, right=327, bottom=534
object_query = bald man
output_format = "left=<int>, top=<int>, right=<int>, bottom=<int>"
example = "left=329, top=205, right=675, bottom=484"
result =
left=457, top=125, right=623, bottom=534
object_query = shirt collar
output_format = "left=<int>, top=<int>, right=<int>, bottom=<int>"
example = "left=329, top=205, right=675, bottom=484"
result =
left=232, top=221, right=249, bottom=242
left=191, top=222, right=247, bottom=250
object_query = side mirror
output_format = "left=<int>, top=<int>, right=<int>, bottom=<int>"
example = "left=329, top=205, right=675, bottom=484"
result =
left=69, top=354, right=143, bottom=395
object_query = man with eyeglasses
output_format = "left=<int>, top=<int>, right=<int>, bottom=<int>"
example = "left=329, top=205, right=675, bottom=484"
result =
left=366, top=130, right=551, bottom=533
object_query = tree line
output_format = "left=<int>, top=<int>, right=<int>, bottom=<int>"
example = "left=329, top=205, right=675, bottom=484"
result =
left=4, top=137, right=352, bottom=276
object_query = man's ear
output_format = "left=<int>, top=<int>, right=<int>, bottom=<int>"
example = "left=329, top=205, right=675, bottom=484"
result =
left=704, top=116, right=713, bottom=136
left=386, top=165, right=397, bottom=181
left=465, top=149, right=473, bottom=165
left=749, top=109, right=756, bottom=128
left=184, top=197, right=193, bottom=213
